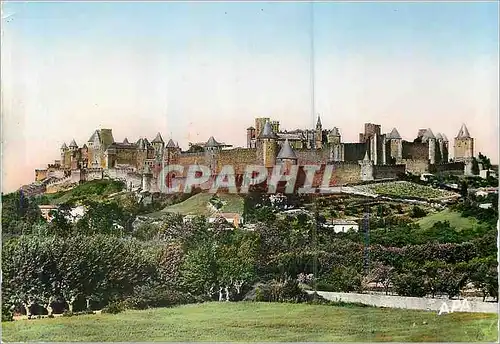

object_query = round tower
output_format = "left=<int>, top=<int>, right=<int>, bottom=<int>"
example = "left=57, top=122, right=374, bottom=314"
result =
left=60, top=142, right=68, bottom=168
left=142, top=163, right=152, bottom=192
left=151, top=132, right=165, bottom=162
left=204, top=136, right=221, bottom=174
left=69, top=139, right=78, bottom=151
left=257, top=121, right=278, bottom=168
left=277, top=139, right=298, bottom=175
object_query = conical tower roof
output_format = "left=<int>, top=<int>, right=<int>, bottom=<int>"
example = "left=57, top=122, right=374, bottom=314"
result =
left=88, top=130, right=100, bottom=142
left=205, top=136, right=220, bottom=148
left=316, top=115, right=322, bottom=127
left=363, top=150, right=370, bottom=161
left=137, top=138, right=145, bottom=150
left=69, top=139, right=78, bottom=148
left=123, top=138, right=129, bottom=144
left=61, top=142, right=68, bottom=150
left=166, top=139, right=176, bottom=148
left=258, top=121, right=278, bottom=139
left=152, top=132, right=164, bottom=143
left=387, top=128, right=401, bottom=139
left=423, top=128, right=435, bottom=139
left=456, top=123, right=471, bottom=139
left=277, top=139, right=297, bottom=160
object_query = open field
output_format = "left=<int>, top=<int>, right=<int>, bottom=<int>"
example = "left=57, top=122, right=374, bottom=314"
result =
left=417, top=209, right=482, bottom=230
left=160, top=192, right=244, bottom=216
left=2, top=302, right=497, bottom=342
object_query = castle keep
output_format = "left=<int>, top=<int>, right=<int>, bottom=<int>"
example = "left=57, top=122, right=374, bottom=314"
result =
left=35, top=118, right=474, bottom=193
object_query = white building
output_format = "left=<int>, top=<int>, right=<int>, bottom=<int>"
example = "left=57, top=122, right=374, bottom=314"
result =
left=325, top=220, right=359, bottom=233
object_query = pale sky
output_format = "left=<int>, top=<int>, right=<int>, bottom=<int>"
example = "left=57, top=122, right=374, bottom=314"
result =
left=2, top=1, right=499, bottom=193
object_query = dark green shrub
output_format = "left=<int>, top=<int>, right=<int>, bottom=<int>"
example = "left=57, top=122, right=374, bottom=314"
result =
left=122, top=284, right=199, bottom=310
left=253, top=278, right=310, bottom=303
left=393, top=271, right=428, bottom=297
left=410, top=206, right=427, bottom=218
left=323, top=267, right=363, bottom=293
left=2, top=303, right=14, bottom=322
left=101, top=302, right=125, bottom=314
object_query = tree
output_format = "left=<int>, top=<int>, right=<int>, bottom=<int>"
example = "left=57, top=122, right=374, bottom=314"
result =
left=48, top=203, right=74, bottom=236
left=156, top=242, right=185, bottom=287
left=76, top=200, right=128, bottom=236
left=410, top=205, right=427, bottom=218
left=471, top=158, right=480, bottom=175
left=477, top=152, right=492, bottom=170
left=216, top=230, right=259, bottom=301
left=367, top=263, right=395, bottom=295
left=180, top=241, right=219, bottom=298
left=186, top=145, right=204, bottom=153
left=1, top=191, right=43, bottom=236
left=392, top=264, right=428, bottom=297
left=2, top=236, right=61, bottom=316
left=134, top=223, right=160, bottom=241
left=469, top=257, right=498, bottom=302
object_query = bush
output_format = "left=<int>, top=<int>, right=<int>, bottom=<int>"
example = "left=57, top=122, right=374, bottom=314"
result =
left=122, top=284, right=200, bottom=310
left=101, top=302, right=126, bottom=314
left=322, top=267, right=363, bottom=293
left=262, top=278, right=309, bottom=303
left=2, top=303, right=13, bottom=322
left=410, top=206, right=427, bottom=218
left=244, top=279, right=311, bottom=303
left=393, top=271, right=427, bottom=297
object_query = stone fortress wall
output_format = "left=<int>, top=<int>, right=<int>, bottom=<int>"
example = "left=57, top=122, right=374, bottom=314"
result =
left=34, top=118, right=475, bottom=193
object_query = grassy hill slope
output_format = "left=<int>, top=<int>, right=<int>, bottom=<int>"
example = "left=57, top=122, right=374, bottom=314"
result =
left=3, top=302, right=497, bottom=342
left=417, top=209, right=482, bottom=231
left=40, top=180, right=125, bottom=205
left=160, top=192, right=244, bottom=216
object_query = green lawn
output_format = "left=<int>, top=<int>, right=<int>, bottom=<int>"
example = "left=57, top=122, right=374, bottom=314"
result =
left=2, top=302, right=497, bottom=342
left=417, top=209, right=482, bottom=231
left=160, top=192, right=244, bottom=216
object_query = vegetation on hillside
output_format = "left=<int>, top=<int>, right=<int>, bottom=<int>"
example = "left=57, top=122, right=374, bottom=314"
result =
left=1, top=176, right=498, bottom=331
left=160, top=192, right=244, bottom=216
left=364, top=181, right=457, bottom=200
left=38, top=180, right=126, bottom=205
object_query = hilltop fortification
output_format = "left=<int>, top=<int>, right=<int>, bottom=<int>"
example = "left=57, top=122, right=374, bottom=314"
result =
left=33, top=118, right=474, bottom=194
